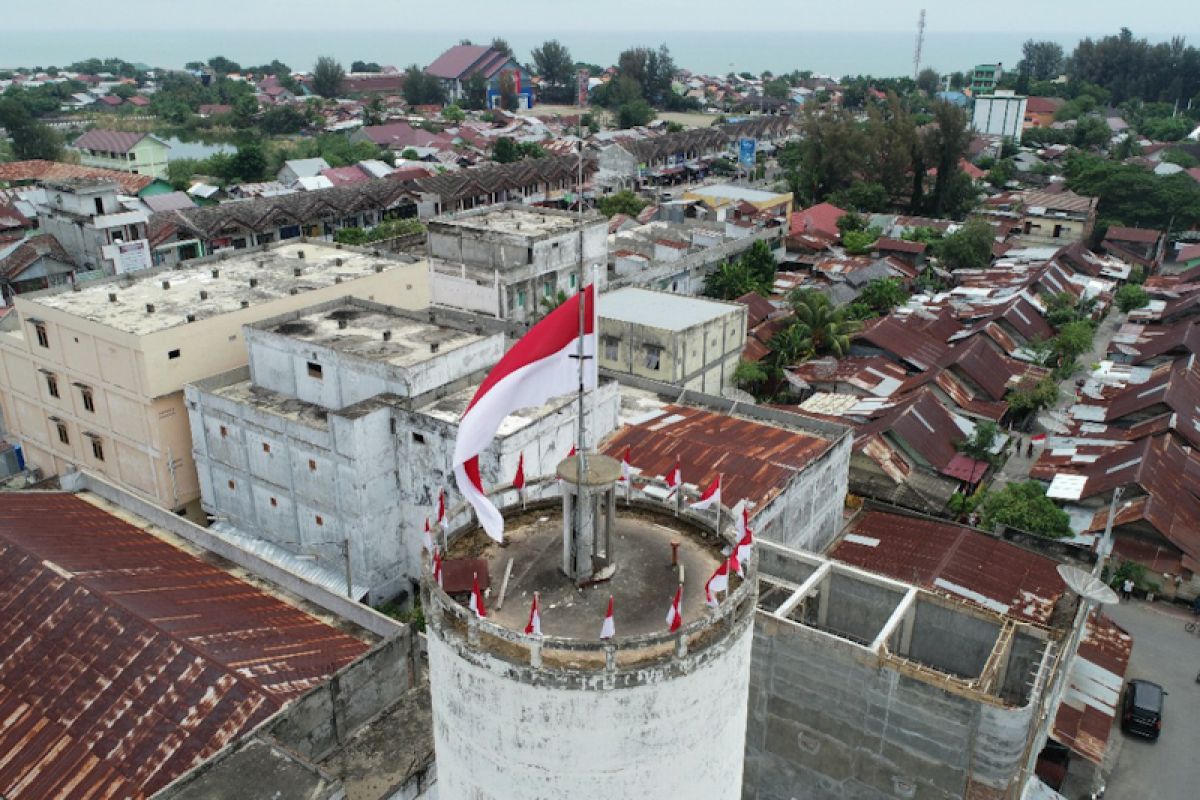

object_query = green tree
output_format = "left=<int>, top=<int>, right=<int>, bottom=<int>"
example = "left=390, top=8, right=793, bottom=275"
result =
left=1007, top=375, right=1060, bottom=416
left=259, top=105, right=306, bottom=134
left=1115, top=284, right=1150, bottom=312
left=957, top=421, right=1000, bottom=465
left=705, top=260, right=767, bottom=300
left=230, top=143, right=268, bottom=182
left=979, top=481, right=1072, bottom=538
left=596, top=190, right=647, bottom=218
left=1052, top=320, right=1095, bottom=371
left=1072, top=115, right=1112, bottom=149
left=442, top=104, right=465, bottom=123
left=402, top=65, right=447, bottom=107
left=830, top=182, right=891, bottom=214
left=231, top=93, right=258, bottom=128
left=207, top=56, right=242, bottom=75
left=842, top=227, right=881, bottom=255
left=531, top=39, right=574, bottom=104
left=350, top=61, right=382, bottom=73
left=493, top=137, right=519, bottom=163
left=498, top=71, right=519, bottom=112
left=462, top=73, right=488, bottom=110
left=617, top=99, right=655, bottom=129
left=733, top=359, right=769, bottom=394
left=491, top=38, right=514, bottom=59
left=858, top=277, right=908, bottom=314
left=166, top=158, right=201, bottom=191
left=923, top=101, right=973, bottom=216
left=1020, top=40, right=1065, bottom=81
left=312, top=56, right=346, bottom=99
left=739, top=240, right=778, bottom=288
left=916, top=67, right=940, bottom=94
left=772, top=291, right=856, bottom=366
left=934, top=218, right=993, bottom=270
left=836, top=210, right=867, bottom=236
left=0, top=99, right=62, bottom=160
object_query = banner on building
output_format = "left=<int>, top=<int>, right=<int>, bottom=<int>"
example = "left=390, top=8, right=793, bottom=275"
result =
left=738, top=138, right=757, bottom=171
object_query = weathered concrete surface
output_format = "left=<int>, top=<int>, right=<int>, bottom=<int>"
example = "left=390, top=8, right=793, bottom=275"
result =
left=157, top=737, right=344, bottom=800
left=428, top=614, right=754, bottom=799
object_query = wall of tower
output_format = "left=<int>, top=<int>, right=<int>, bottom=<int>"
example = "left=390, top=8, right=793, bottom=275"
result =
left=427, top=615, right=754, bottom=800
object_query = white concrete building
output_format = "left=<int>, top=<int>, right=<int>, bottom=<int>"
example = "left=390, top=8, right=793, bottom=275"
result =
left=972, top=91, right=1029, bottom=143
left=36, top=179, right=149, bottom=274
left=426, top=204, right=608, bottom=323
left=186, top=298, right=620, bottom=603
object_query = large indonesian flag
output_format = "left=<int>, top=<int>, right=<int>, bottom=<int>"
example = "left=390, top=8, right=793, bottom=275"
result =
left=600, top=595, right=615, bottom=639
left=454, top=285, right=597, bottom=541
left=690, top=475, right=721, bottom=511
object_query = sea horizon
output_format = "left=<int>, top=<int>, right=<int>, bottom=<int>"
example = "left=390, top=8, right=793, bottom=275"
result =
left=4, top=28, right=1196, bottom=81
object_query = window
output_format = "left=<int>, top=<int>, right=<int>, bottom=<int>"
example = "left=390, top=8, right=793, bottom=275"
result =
left=34, top=322, right=48, bottom=349
left=168, top=349, right=181, bottom=359
left=46, top=374, right=59, bottom=398
left=262, top=442, right=271, bottom=453
left=308, top=459, right=317, bottom=472
left=56, top=423, right=69, bottom=445
left=227, top=479, right=236, bottom=490
left=315, top=515, right=324, bottom=526
left=1053, top=224, right=1063, bottom=238
left=219, top=425, right=228, bottom=438
left=604, top=336, right=619, bottom=361
left=543, top=280, right=554, bottom=298
left=569, top=273, right=577, bottom=289
left=307, top=361, right=323, bottom=379
left=643, top=344, right=662, bottom=371
left=94, top=198, right=104, bottom=215
left=412, top=432, right=425, bottom=444
left=91, top=438, right=104, bottom=461
left=80, top=386, right=95, bottom=413
left=516, top=290, right=526, bottom=308
left=270, top=497, right=278, bottom=507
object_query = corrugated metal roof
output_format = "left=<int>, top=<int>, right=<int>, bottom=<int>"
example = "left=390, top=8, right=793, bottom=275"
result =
left=0, top=493, right=369, bottom=800
left=600, top=404, right=832, bottom=514
left=1052, top=611, right=1132, bottom=765
left=831, top=509, right=1066, bottom=625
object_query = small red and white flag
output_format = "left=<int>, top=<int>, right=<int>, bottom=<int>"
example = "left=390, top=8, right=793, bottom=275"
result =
left=1031, top=433, right=1046, bottom=443
left=600, top=595, right=615, bottom=639
left=453, top=285, right=597, bottom=541
left=422, top=517, right=434, bottom=552
left=705, top=558, right=731, bottom=607
left=432, top=547, right=443, bottom=588
left=664, top=457, right=682, bottom=497
left=618, top=445, right=632, bottom=484
left=513, top=452, right=526, bottom=491
left=468, top=572, right=487, bottom=618
left=524, top=591, right=542, bottom=636
left=690, top=474, right=722, bottom=511
left=731, top=522, right=754, bottom=578
left=436, top=487, right=446, bottom=529
left=666, top=584, right=683, bottom=632
left=568, top=444, right=577, bottom=459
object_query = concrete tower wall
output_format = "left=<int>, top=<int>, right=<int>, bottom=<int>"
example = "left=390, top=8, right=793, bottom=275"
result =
left=428, top=619, right=754, bottom=800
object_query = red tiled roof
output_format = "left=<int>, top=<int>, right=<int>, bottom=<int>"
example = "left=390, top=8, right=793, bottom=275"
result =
left=875, top=237, right=927, bottom=255
left=1103, top=226, right=1162, bottom=244
left=790, top=202, right=846, bottom=240
left=734, top=291, right=778, bottom=329
left=1024, top=96, right=1064, bottom=115
left=425, top=45, right=511, bottom=81
left=0, top=159, right=155, bottom=195
left=0, top=493, right=369, bottom=800
left=320, top=165, right=372, bottom=186
left=71, top=129, right=153, bottom=154
left=600, top=404, right=832, bottom=515
left=387, top=166, right=434, bottom=182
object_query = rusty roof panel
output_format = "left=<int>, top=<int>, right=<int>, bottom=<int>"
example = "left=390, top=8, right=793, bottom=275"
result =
left=831, top=509, right=1066, bottom=625
left=0, top=493, right=369, bottom=800
left=1052, top=611, right=1132, bottom=765
left=601, top=404, right=831, bottom=514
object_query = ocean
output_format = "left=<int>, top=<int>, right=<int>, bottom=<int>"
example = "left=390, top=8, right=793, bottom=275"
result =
left=3, top=28, right=1192, bottom=79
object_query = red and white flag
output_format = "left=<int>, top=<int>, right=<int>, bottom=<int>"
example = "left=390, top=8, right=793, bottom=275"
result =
left=664, top=457, right=682, bottom=497
left=730, top=509, right=754, bottom=578
left=666, top=584, right=683, bottom=632
left=568, top=444, right=577, bottom=459
left=513, top=452, right=526, bottom=491
left=422, top=517, right=434, bottom=552
left=617, top=445, right=632, bottom=484
left=524, top=592, right=542, bottom=636
left=690, top=474, right=721, bottom=511
left=454, top=285, right=597, bottom=541
left=600, top=595, right=615, bottom=639
left=432, top=547, right=443, bottom=588
left=468, top=572, right=487, bottom=618
left=436, top=487, right=446, bottom=529
left=705, top=558, right=731, bottom=607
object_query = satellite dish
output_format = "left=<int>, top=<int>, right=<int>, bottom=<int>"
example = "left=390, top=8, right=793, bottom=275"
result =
left=1057, top=564, right=1120, bottom=605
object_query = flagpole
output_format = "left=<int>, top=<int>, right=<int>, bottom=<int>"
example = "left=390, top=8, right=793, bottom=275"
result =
left=715, top=473, right=722, bottom=535
left=572, top=139, right=588, bottom=578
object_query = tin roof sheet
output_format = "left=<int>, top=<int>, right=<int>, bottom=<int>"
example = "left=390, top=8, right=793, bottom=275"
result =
left=0, top=493, right=369, bottom=800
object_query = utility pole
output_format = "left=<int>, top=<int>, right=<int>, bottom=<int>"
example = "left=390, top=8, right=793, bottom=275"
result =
left=913, top=9, right=927, bottom=82
left=340, top=539, right=353, bottom=599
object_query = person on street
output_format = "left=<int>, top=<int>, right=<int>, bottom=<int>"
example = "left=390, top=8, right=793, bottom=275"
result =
left=1122, top=578, right=1134, bottom=600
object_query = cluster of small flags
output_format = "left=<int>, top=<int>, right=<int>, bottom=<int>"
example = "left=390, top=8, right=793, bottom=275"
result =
left=425, top=453, right=755, bottom=640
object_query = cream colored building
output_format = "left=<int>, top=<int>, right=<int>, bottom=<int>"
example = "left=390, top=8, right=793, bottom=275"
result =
left=0, top=241, right=429, bottom=513
left=598, top=287, right=746, bottom=394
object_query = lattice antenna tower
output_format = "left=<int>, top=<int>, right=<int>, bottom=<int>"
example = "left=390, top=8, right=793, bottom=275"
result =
left=913, top=9, right=926, bottom=81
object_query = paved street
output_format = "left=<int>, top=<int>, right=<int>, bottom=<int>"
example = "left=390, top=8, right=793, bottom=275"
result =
left=1101, top=600, right=1200, bottom=800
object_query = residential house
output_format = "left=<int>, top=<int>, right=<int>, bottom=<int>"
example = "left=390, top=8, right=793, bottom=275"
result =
left=424, top=44, right=534, bottom=109
left=0, top=234, right=76, bottom=301
left=277, top=157, right=331, bottom=187
left=1012, top=190, right=1098, bottom=247
left=34, top=179, right=149, bottom=274
left=1101, top=226, right=1164, bottom=271
left=969, top=63, right=1003, bottom=94
left=1024, top=97, right=1064, bottom=129
left=71, top=129, right=171, bottom=180
left=0, top=158, right=168, bottom=198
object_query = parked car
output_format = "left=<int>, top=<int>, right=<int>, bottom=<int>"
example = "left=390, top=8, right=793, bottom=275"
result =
left=1120, top=678, right=1165, bottom=740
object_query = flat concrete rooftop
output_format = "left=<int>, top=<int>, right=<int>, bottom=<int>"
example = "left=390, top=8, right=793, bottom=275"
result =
left=265, top=303, right=484, bottom=369
left=432, top=206, right=594, bottom=237
left=418, top=384, right=574, bottom=436
left=450, top=506, right=728, bottom=639
left=30, top=242, right=419, bottom=337
left=600, top=287, right=741, bottom=331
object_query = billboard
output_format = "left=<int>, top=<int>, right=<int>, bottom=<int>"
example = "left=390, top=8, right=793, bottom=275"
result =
left=738, top=137, right=757, bottom=170
left=104, top=239, right=153, bottom=274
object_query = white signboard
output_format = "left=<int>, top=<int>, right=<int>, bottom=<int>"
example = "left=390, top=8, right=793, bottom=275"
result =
left=103, top=239, right=153, bottom=274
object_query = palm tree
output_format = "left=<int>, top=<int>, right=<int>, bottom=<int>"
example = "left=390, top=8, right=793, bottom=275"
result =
left=704, top=259, right=767, bottom=300
left=772, top=291, right=856, bottom=366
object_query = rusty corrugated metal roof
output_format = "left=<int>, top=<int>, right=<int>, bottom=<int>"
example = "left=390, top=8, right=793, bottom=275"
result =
left=600, top=404, right=832, bottom=514
left=0, top=493, right=369, bottom=800
left=1052, top=611, right=1132, bottom=765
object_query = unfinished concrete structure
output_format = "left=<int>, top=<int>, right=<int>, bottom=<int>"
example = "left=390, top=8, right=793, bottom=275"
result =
left=746, top=541, right=1058, bottom=800
left=599, top=287, right=747, bottom=394
left=186, top=298, right=620, bottom=603
left=36, top=178, right=149, bottom=274
left=426, top=203, right=608, bottom=322
left=425, top=481, right=758, bottom=799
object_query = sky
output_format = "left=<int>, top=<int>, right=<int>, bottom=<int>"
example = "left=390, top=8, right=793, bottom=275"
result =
left=6, top=0, right=1199, bottom=34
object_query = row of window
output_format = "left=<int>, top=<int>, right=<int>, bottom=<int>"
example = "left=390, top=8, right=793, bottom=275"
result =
left=217, top=425, right=320, bottom=471
left=223, top=478, right=324, bottom=525
left=601, top=337, right=662, bottom=370
left=51, top=418, right=104, bottom=460
left=43, top=372, right=95, bottom=411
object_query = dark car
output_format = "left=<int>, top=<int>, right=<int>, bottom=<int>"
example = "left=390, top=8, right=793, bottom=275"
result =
left=1121, top=679, right=1165, bottom=740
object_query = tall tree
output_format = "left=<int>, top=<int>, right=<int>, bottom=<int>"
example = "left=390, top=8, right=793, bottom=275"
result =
left=498, top=71, right=519, bottom=112
left=916, top=67, right=940, bottom=94
left=924, top=101, right=972, bottom=216
left=1020, top=40, right=1065, bottom=81
left=864, top=93, right=916, bottom=203
left=772, top=292, right=856, bottom=366
left=491, top=37, right=514, bottom=59
left=463, top=73, right=488, bottom=110
left=934, top=218, right=994, bottom=270
left=793, top=106, right=866, bottom=205
left=312, top=56, right=346, bottom=99
left=531, top=39, right=574, bottom=103
left=0, top=98, right=63, bottom=160
left=402, top=65, right=447, bottom=106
